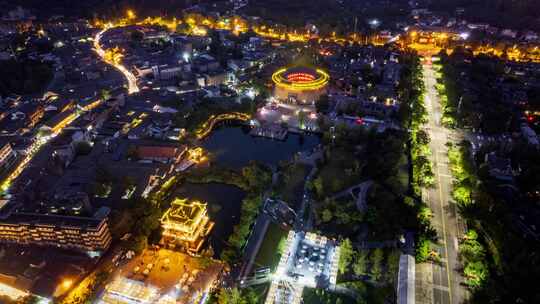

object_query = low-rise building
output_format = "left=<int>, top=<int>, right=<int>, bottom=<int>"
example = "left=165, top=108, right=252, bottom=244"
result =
left=199, top=70, right=228, bottom=87
left=0, top=137, right=17, bottom=175
left=136, top=145, right=187, bottom=164
left=485, top=152, right=514, bottom=181
left=521, top=123, right=539, bottom=147
left=0, top=205, right=112, bottom=253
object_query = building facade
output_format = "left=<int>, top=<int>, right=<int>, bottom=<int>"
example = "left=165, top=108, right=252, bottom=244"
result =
left=272, top=67, right=329, bottom=103
left=0, top=139, right=17, bottom=175
left=0, top=206, right=112, bottom=253
left=161, top=198, right=214, bottom=255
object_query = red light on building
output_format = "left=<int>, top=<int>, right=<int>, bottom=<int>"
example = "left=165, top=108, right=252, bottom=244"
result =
left=356, top=118, right=364, bottom=125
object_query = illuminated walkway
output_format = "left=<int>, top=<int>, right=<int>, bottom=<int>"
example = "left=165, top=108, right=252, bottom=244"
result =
left=195, top=112, right=250, bottom=139
left=94, top=28, right=140, bottom=94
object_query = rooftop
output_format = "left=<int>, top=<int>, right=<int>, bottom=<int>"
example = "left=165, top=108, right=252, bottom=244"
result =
left=161, top=198, right=208, bottom=234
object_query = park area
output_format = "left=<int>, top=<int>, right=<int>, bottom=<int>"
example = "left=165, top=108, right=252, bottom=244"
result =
left=311, top=147, right=364, bottom=199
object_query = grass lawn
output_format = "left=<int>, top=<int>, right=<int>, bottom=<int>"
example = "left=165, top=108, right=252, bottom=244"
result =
left=253, top=223, right=288, bottom=271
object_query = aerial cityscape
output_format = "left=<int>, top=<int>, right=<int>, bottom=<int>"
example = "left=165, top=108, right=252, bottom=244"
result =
left=0, top=0, right=539, bottom=303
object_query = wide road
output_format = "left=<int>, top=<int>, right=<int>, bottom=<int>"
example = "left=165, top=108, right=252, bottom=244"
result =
left=420, top=62, right=468, bottom=304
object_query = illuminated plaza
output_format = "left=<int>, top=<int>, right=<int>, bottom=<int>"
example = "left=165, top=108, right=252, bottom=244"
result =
left=264, top=231, right=340, bottom=304
left=98, top=249, right=223, bottom=304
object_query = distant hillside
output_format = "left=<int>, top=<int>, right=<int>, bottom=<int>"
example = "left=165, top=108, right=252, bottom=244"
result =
left=427, top=0, right=540, bottom=31
left=1, top=0, right=195, bottom=19
left=241, top=0, right=410, bottom=33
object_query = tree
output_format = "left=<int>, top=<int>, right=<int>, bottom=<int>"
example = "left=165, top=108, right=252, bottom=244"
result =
left=464, top=260, right=488, bottom=288
left=277, top=237, right=287, bottom=255
left=316, top=94, right=331, bottom=113
left=321, top=209, right=333, bottom=223
left=129, top=235, right=147, bottom=254
left=100, top=89, right=111, bottom=101
left=297, top=110, right=307, bottom=129
left=37, top=127, right=53, bottom=138
left=416, top=129, right=431, bottom=145
left=386, top=250, right=401, bottom=283
left=218, top=288, right=246, bottom=304
left=241, top=162, right=271, bottom=192
left=19, top=296, right=41, bottom=304
left=353, top=251, right=367, bottom=276
left=416, top=237, right=430, bottom=262
left=338, top=238, right=354, bottom=274
left=176, top=22, right=191, bottom=34
left=217, top=287, right=258, bottom=304
left=370, top=248, right=384, bottom=280
left=313, top=176, right=325, bottom=198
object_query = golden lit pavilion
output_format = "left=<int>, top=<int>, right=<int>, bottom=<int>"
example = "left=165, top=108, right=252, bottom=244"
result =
left=161, top=198, right=214, bottom=255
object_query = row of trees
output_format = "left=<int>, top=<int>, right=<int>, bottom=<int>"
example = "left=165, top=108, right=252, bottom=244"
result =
left=317, top=198, right=363, bottom=227
left=448, top=143, right=476, bottom=206
left=210, top=287, right=259, bottom=304
left=447, top=142, right=491, bottom=289
left=339, top=239, right=400, bottom=284
left=397, top=53, right=438, bottom=262
left=453, top=144, right=540, bottom=302
left=59, top=271, right=109, bottom=304
left=460, top=230, right=489, bottom=288
left=399, top=54, right=434, bottom=194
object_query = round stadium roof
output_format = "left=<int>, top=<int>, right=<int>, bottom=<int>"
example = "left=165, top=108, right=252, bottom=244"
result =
left=272, top=66, right=329, bottom=91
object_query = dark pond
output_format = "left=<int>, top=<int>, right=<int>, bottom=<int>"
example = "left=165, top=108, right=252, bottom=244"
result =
left=201, top=126, right=320, bottom=169
left=173, top=182, right=245, bottom=256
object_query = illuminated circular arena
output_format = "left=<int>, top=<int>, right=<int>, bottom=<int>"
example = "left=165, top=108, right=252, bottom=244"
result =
left=272, top=66, right=329, bottom=103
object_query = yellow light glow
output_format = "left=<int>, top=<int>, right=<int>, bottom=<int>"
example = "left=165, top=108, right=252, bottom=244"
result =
left=62, top=279, right=73, bottom=289
left=126, top=10, right=136, bottom=20
left=272, top=68, right=330, bottom=91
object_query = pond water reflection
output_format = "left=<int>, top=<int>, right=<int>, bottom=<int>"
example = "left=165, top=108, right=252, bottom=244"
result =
left=201, top=126, right=320, bottom=169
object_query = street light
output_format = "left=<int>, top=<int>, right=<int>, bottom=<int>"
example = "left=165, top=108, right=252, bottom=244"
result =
left=62, top=279, right=73, bottom=289
left=459, top=32, right=470, bottom=40
left=246, top=88, right=256, bottom=100
left=182, top=52, right=190, bottom=63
